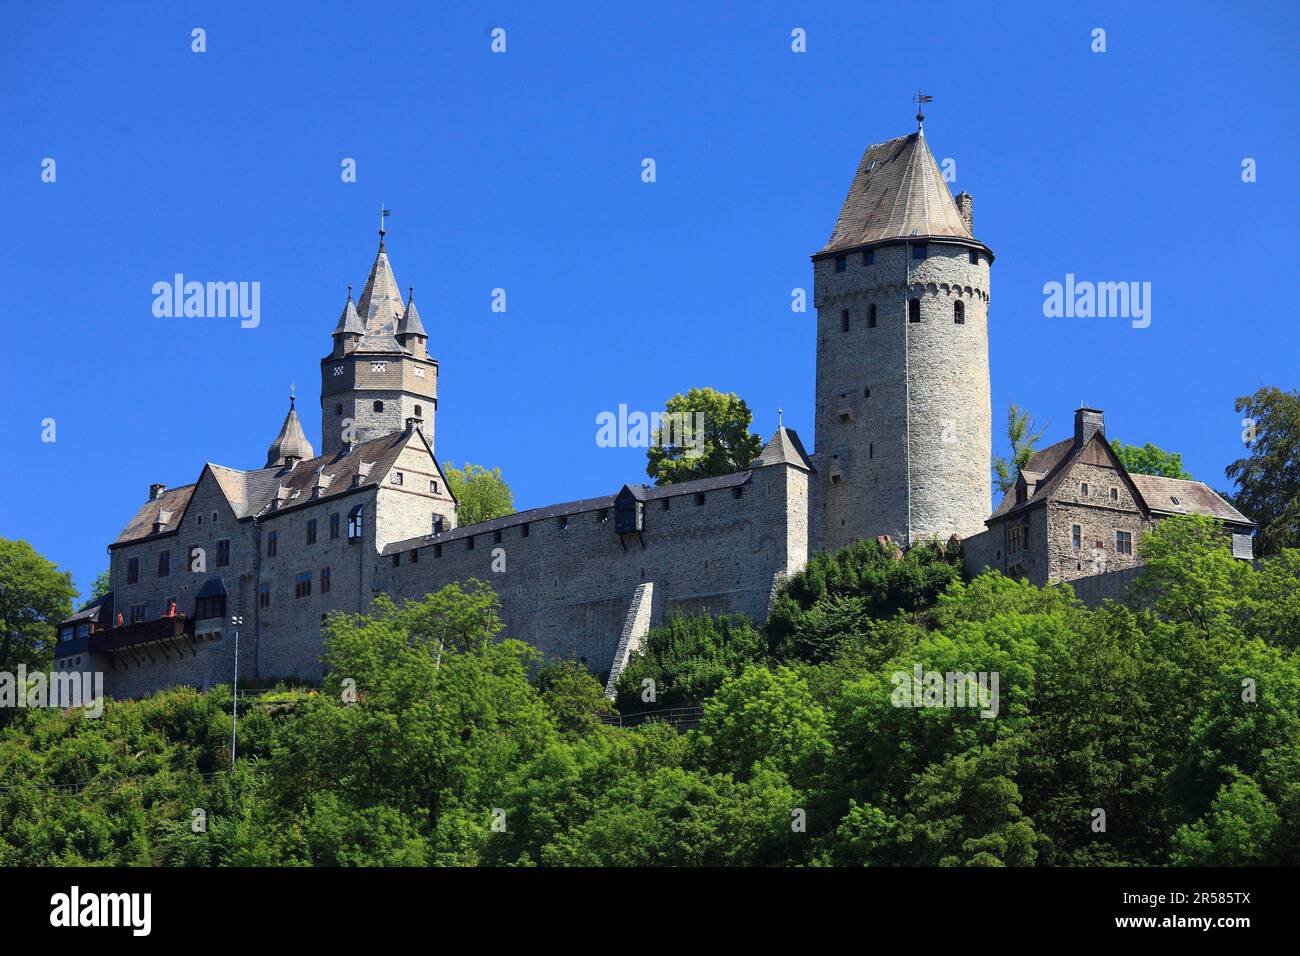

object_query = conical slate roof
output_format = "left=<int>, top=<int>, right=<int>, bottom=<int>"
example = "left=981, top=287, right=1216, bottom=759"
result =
left=266, top=397, right=315, bottom=468
left=751, top=426, right=814, bottom=472
left=354, top=240, right=406, bottom=352
left=397, top=287, right=426, bottom=338
left=819, top=130, right=973, bottom=255
left=333, top=287, right=364, bottom=336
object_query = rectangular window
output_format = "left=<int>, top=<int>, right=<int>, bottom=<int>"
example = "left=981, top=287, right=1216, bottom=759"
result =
left=434, top=543, right=443, bottom=558
left=1071, top=525, right=1081, bottom=550
left=1116, top=530, right=1133, bottom=555
left=130, top=603, right=146, bottom=624
left=559, top=516, right=569, bottom=530
left=348, top=506, right=363, bottom=540
left=295, top=571, right=312, bottom=598
left=695, top=492, right=706, bottom=505
left=1008, top=525, right=1027, bottom=554
left=834, top=255, right=847, bottom=273
left=127, top=556, right=139, bottom=584
left=429, top=479, right=439, bottom=494
left=1109, top=487, right=1119, bottom=502
left=307, top=519, right=317, bottom=544
left=267, top=531, right=278, bottom=557
left=868, top=304, right=877, bottom=328
left=410, top=549, right=419, bottom=563
left=969, top=249, right=979, bottom=265
left=521, top=523, right=530, bottom=537
left=393, top=553, right=401, bottom=567
left=908, top=299, right=921, bottom=323
left=329, top=513, right=340, bottom=539
left=494, top=530, right=503, bottom=544
left=1080, top=483, right=1089, bottom=497
left=862, top=250, right=874, bottom=265
left=158, top=549, right=170, bottom=577
left=321, top=567, right=331, bottom=593
left=912, top=244, right=928, bottom=260
left=467, top=536, right=476, bottom=550
left=77, top=623, right=90, bottom=639
left=217, top=539, right=230, bottom=567
left=433, top=515, right=444, bottom=535
left=259, top=583, right=270, bottom=608
left=841, top=310, right=850, bottom=333
left=392, top=472, right=403, bottom=485
left=196, top=593, right=226, bottom=620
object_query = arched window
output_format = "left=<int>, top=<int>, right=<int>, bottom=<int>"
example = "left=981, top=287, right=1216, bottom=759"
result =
left=868, top=304, right=877, bottom=328
left=953, top=300, right=965, bottom=324
left=414, top=404, right=422, bottom=417
left=373, top=400, right=384, bottom=413
left=908, top=299, right=921, bottom=323
left=841, top=310, right=850, bottom=333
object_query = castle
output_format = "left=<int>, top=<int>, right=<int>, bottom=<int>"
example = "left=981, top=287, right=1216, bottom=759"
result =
left=56, top=120, right=1252, bottom=698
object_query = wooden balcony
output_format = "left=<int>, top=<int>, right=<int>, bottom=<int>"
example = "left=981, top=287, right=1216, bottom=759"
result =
left=90, top=616, right=193, bottom=654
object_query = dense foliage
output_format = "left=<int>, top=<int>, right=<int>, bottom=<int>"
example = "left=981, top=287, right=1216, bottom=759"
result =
left=1109, top=439, right=1192, bottom=479
left=645, top=387, right=764, bottom=486
left=2, top=519, right=1297, bottom=866
left=0, top=538, right=77, bottom=676
left=1226, top=386, right=1300, bottom=556
left=443, top=462, right=514, bottom=525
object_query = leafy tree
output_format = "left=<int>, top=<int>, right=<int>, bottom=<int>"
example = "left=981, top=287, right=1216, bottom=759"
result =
left=1226, top=386, right=1300, bottom=556
left=613, top=613, right=765, bottom=711
left=444, top=462, right=514, bottom=526
left=645, top=387, right=764, bottom=486
left=533, top=659, right=615, bottom=738
left=1132, top=515, right=1250, bottom=637
left=1110, top=439, right=1191, bottom=479
left=1171, top=771, right=1280, bottom=866
left=992, top=403, right=1047, bottom=496
left=86, top=570, right=111, bottom=605
left=0, top=538, right=78, bottom=672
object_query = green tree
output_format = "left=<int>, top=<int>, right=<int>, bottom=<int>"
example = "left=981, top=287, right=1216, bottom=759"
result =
left=1131, top=515, right=1250, bottom=637
left=1226, top=386, right=1300, bottom=556
left=533, top=659, right=615, bottom=738
left=444, top=462, right=514, bottom=526
left=1110, top=439, right=1191, bottom=479
left=992, top=403, right=1047, bottom=496
left=0, top=538, right=78, bottom=672
left=86, top=570, right=111, bottom=605
left=1171, top=771, right=1280, bottom=866
left=613, top=613, right=765, bottom=711
left=645, top=387, right=764, bottom=486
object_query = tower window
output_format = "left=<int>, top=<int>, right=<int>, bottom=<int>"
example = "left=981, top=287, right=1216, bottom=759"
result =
left=953, top=301, right=965, bottom=324
left=335, top=403, right=343, bottom=415
left=371, top=362, right=387, bottom=373
left=834, top=256, right=847, bottom=273
left=862, top=250, right=874, bottom=265
left=969, top=249, right=980, bottom=265
left=869, top=442, right=874, bottom=459
left=912, top=244, right=928, bottom=260
left=868, top=304, right=877, bottom=328
left=841, top=310, right=850, bottom=333
left=908, top=299, right=921, bottom=323
left=414, top=405, right=422, bottom=417
left=373, top=400, right=384, bottom=413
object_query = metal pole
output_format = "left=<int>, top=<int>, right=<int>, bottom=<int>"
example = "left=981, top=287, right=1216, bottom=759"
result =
left=230, top=614, right=244, bottom=768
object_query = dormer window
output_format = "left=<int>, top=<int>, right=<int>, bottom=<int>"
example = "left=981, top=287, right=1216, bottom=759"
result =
left=1170, top=496, right=1180, bottom=506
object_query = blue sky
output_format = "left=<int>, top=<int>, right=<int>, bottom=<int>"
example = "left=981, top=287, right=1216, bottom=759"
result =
left=2, top=1, right=1296, bottom=601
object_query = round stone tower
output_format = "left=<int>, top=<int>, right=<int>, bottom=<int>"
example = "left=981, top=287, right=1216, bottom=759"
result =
left=812, top=124, right=992, bottom=550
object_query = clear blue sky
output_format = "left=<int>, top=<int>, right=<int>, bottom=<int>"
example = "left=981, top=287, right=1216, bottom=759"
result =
left=2, top=1, right=1296, bottom=602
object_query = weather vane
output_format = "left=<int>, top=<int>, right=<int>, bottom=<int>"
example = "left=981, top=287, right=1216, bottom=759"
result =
left=379, top=202, right=391, bottom=239
left=914, top=90, right=933, bottom=129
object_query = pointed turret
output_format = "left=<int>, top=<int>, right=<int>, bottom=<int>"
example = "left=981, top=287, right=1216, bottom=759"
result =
left=354, top=238, right=406, bottom=353
left=396, top=286, right=428, bottom=358
left=819, top=129, right=975, bottom=255
left=266, top=391, right=315, bottom=468
left=332, top=285, right=364, bottom=357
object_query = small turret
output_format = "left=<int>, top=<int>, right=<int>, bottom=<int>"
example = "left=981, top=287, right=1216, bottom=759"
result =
left=396, top=287, right=428, bottom=358
left=266, top=389, right=315, bottom=469
left=332, top=286, right=364, bottom=357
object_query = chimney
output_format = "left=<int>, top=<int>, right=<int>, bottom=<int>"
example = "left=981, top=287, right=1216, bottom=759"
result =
left=956, top=192, right=973, bottom=232
left=405, top=417, right=423, bottom=433
left=1074, top=407, right=1105, bottom=449
left=149, top=483, right=167, bottom=501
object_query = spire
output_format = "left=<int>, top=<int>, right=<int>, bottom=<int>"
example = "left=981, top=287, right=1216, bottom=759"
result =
left=333, top=284, right=364, bottom=337
left=397, top=286, right=427, bottom=338
left=266, top=392, right=315, bottom=468
left=818, top=127, right=973, bottom=255
left=751, top=425, right=814, bottom=472
left=354, top=234, right=405, bottom=353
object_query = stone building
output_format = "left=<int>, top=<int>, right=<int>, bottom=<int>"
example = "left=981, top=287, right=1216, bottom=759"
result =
left=961, top=407, right=1254, bottom=587
left=55, top=118, right=1253, bottom=698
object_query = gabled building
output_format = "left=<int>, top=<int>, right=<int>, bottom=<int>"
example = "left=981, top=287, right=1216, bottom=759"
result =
left=963, top=407, right=1254, bottom=586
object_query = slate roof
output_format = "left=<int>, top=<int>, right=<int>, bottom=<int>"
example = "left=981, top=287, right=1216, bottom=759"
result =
left=112, top=484, right=197, bottom=545
left=332, top=289, right=364, bottom=337
left=382, top=470, right=753, bottom=555
left=752, top=427, right=815, bottom=472
left=819, top=131, right=975, bottom=257
left=397, top=289, right=426, bottom=338
left=990, top=438, right=1075, bottom=519
left=266, top=401, right=315, bottom=467
left=1127, top=474, right=1253, bottom=525
left=112, top=430, right=431, bottom=546
left=354, top=241, right=407, bottom=353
